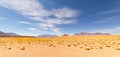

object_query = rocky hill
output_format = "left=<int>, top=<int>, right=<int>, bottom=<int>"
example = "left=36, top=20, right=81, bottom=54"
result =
left=74, top=32, right=111, bottom=36
left=37, top=34, right=57, bottom=38
left=0, top=31, right=19, bottom=37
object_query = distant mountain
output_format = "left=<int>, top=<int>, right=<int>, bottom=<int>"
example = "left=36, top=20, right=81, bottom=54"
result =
left=37, top=34, right=57, bottom=38
left=0, top=31, right=5, bottom=34
left=0, top=31, right=19, bottom=37
left=0, top=30, right=112, bottom=37
left=6, top=33, right=19, bottom=36
left=62, top=34, right=69, bottom=36
left=0, top=31, right=6, bottom=36
left=74, top=32, right=111, bottom=36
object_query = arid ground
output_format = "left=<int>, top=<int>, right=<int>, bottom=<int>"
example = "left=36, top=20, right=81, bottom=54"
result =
left=0, top=35, right=120, bottom=57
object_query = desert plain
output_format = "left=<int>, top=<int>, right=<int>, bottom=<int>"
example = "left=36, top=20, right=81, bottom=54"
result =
left=0, top=35, right=120, bottom=57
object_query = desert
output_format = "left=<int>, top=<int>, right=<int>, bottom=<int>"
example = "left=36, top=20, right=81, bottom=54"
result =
left=0, top=35, right=120, bottom=57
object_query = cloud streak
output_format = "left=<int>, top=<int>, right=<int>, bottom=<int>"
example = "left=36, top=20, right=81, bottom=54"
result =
left=0, top=0, right=79, bottom=35
left=93, top=15, right=120, bottom=23
left=92, top=26, right=120, bottom=34
left=96, top=9, right=120, bottom=15
left=28, top=28, right=38, bottom=31
left=0, top=17, right=6, bottom=20
left=18, top=21, right=32, bottom=25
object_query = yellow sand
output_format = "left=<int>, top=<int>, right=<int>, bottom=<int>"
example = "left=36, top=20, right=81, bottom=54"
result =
left=0, top=35, right=120, bottom=57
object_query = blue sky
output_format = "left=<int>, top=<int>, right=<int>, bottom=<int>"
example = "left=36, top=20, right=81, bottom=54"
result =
left=0, top=0, right=120, bottom=36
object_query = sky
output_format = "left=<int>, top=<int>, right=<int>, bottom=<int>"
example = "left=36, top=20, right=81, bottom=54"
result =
left=0, top=0, right=120, bottom=36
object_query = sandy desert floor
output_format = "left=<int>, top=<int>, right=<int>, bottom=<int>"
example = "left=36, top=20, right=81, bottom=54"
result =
left=0, top=36, right=120, bottom=57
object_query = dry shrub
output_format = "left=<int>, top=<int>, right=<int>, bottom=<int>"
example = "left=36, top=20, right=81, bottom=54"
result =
left=99, top=46, right=103, bottom=49
left=116, top=47, right=120, bottom=50
left=85, top=48, right=91, bottom=50
left=20, top=46, right=25, bottom=50
left=80, top=46, right=82, bottom=48
left=8, top=47, right=12, bottom=50
left=68, top=45, right=71, bottom=47
left=49, top=44, right=56, bottom=47
left=106, top=45, right=111, bottom=47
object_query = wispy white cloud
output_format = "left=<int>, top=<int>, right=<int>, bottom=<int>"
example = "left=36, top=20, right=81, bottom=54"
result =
left=96, top=9, right=120, bottom=15
left=0, top=17, right=6, bottom=20
left=93, top=15, right=120, bottom=23
left=18, top=21, right=32, bottom=25
left=92, top=26, right=120, bottom=34
left=93, top=8, right=120, bottom=24
left=28, top=28, right=38, bottom=31
left=0, top=0, right=79, bottom=35
left=51, top=7, right=79, bottom=18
